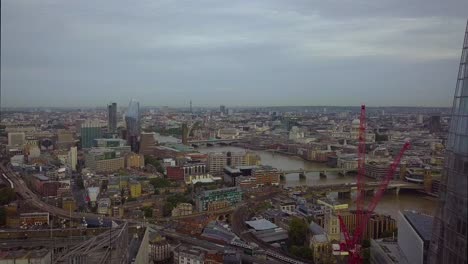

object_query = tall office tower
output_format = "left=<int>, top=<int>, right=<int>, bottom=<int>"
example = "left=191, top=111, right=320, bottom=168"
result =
left=220, top=105, right=226, bottom=114
left=108, top=102, right=117, bottom=133
left=125, top=99, right=140, bottom=152
left=140, top=132, right=157, bottom=154
left=190, top=100, right=193, bottom=114
left=80, top=120, right=102, bottom=149
left=429, top=21, right=468, bottom=264
left=417, top=114, right=424, bottom=124
left=68, top=146, right=78, bottom=171
left=429, top=115, right=441, bottom=133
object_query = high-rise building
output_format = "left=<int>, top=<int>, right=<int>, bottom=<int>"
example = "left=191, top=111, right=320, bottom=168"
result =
left=107, top=102, right=117, bottom=133
left=8, top=132, right=26, bottom=147
left=80, top=121, right=102, bottom=149
left=68, top=146, right=77, bottom=171
left=125, top=99, right=140, bottom=152
left=417, top=114, right=424, bottom=124
left=429, top=115, right=441, bottom=134
left=220, top=105, right=226, bottom=114
left=139, top=132, right=157, bottom=154
left=429, top=21, right=468, bottom=264
left=399, top=211, right=433, bottom=264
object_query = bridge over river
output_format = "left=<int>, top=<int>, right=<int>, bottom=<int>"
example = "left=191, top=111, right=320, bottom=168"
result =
left=289, top=180, right=424, bottom=196
left=280, top=168, right=356, bottom=176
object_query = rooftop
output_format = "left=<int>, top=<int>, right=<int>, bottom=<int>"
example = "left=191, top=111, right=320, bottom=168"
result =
left=245, top=219, right=278, bottom=231
left=403, top=211, right=433, bottom=242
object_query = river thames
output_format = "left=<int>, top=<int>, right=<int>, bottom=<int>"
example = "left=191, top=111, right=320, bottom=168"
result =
left=156, top=134, right=437, bottom=219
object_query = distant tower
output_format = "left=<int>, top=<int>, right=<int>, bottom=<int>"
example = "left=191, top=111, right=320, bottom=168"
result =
left=190, top=100, right=193, bottom=114
left=125, top=99, right=140, bottom=152
left=429, top=20, right=468, bottom=264
left=107, top=102, right=117, bottom=133
left=429, top=115, right=441, bottom=133
left=182, top=123, right=189, bottom=145
left=68, top=146, right=78, bottom=171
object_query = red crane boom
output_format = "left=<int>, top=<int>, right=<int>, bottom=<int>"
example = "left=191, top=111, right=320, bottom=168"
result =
left=352, top=141, right=411, bottom=246
left=355, top=105, right=367, bottom=244
left=336, top=105, right=411, bottom=264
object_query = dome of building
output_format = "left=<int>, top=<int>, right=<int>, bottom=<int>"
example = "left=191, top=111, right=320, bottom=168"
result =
left=351, top=119, right=360, bottom=127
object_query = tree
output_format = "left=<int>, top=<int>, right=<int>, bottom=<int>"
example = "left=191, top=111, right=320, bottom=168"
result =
left=149, top=178, right=171, bottom=189
left=288, top=217, right=309, bottom=246
left=0, top=188, right=16, bottom=205
left=290, top=245, right=313, bottom=259
left=162, top=194, right=192, bottom=217
left=142, top=206, right=153, bottom=218
left=362, top=239, right=371, bottom=248
left=121, top=188, right=126, bottom=204
left=362, top=248, right=371, bottom=264
left=144, top=156, right=165, bottom=174
left=76, top=177, right=84, bottom=189
left=0, top=207, right=6, bottom=226
left=162, top=202, right=173, bottom=217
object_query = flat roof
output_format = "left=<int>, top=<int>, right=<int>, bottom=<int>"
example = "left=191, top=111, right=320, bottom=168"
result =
left=403, top=211, right=433, bottom=242
left=245, top=219, right=278, bottom=231
left=34, top=174, right=49, bottom=181
left=254, top=229, right=288, bottom=243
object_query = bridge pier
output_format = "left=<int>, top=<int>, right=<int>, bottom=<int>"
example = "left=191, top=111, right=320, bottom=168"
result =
left=299, top=172, right=306, bottom=180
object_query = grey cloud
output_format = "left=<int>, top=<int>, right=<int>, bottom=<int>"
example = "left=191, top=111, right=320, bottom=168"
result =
left=1, top=0, right=467, bottom=108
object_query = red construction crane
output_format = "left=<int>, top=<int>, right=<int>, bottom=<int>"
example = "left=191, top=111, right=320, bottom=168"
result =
left=335, top=105, right=411, bottom=264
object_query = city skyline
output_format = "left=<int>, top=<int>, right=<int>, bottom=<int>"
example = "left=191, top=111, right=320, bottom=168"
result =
left=1, top=0, right=468, bottom=108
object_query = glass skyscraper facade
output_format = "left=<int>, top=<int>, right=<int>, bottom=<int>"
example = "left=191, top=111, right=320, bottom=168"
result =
left=125, top=99, right=140, bottom=152
left=108, top=102, right=117, bottom=133
left=429, top=21, right=468, bottom=264
left=81, top=120, right=102, bottom=149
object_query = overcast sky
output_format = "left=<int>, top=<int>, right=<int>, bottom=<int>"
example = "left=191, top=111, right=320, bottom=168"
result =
left=1, top=0, right=467, bottom=108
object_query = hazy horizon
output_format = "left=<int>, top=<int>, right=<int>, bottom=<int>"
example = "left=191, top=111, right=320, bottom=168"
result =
left=1, top=0, right=467, bottom=108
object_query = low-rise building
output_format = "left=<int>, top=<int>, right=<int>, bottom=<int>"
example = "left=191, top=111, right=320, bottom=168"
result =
left=126, top=152, right=145, bottom=169
left=85, top=148, right=125, bottom=173
left=208, top=152, right=246, bottom=175
left=172, top=203, right=193, bottom=217
left=149, top=234, right=171, bottom=263
left=97, top=198, right=111, bottom=215
left=252, top=167, right=280, bottom=186
left=61, top=197, right=76, bottom=212
left=173, top=244, right=206, bottom=264
left=19, top=212, right=49, bottom=226
left=196, top=187, right=242, bottom=212
left=273, top=197, right=297, bottom=215
left=309, top=221, right=333, bottom=264
left=129, top=180, right=142, bottom=198
left=0, top=247, right=51, bottom=264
